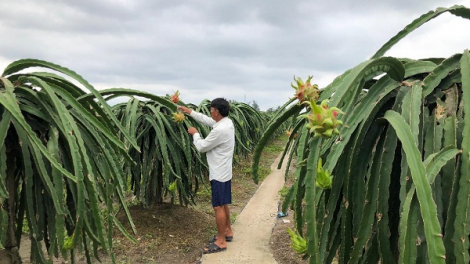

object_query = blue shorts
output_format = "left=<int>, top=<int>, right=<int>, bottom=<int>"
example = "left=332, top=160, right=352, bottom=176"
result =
left=210, top=180, right=232, bottom=207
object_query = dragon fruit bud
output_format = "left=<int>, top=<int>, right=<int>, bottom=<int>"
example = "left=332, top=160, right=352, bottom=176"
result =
left=313, top=131, right=322, bottom=138
left=298, top=113, right=312, bottom=122
left=292, top=76, right=319, bottom=103
left=317, top=158, right=324, bottom=174
left=329, top=107, right=344, bottom=116
left=316, top=113, right=322, bottom=122
left=308, top=125, right=319, bottom=132
left=316, top=158, right=333, bottom=189
left=300, top=98, right=344, bottom=138
left=309, top=125, right=325, bottom=135
left=172, top=112, right=185, bottom=123
left=322, top=118, right=334, bottom=127
left=168, top=181, right=177, bottom=192
left=322, top=129, right=334, bottom=138
left=171, top=90, right=180, bottom=103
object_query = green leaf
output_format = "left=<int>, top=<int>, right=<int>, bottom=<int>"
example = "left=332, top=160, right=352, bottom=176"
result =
left=376, top=126, right=397, bottom=263
left=401, top=83, right=423, bottom=143
left=422, top=54, right=462, bottom=97
left=453, top=49, right=470, bottom=263
left=442, top=115, right=458, bottom=262
left=403, top=60, right=437, bottom=78
left=330, top=57, right=404, bottom=112
left=78, top=88, right=177, bottom=111
left=2, top=59, right=140, bottom=152
left=0, top=86, right=77, bottom=183
left=348, top=129, right=384, bottom=263
left=0, top=110, right=12, bottom=160
left=304, top=139, right=321, bottom=263
left=384, top=110, right=445, bottom=264
left=423, top=146, right=460, bottom=182
left=372, top=5, right=470, bottom=58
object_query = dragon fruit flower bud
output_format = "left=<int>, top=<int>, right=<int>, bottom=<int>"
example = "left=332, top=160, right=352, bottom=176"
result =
left=300, top=98, right=344, bottom=138
left=316, top=158, right=333, bottom=189
left=168, top=181, right=177, bottom=192
left=329, top=107, right=344, bottom=118
left=320, top=99, right=329, bottom=109
left=291, top=76, right=319, bottom=103
left=171, top=90, right=180, bottom=103
left=172, top=112, right=185, bottom=123
left=313, top=131, right=322, bottom=138
left=322, top=128, right=334, bottom=138
left=322, top=118, right=334, bottom=127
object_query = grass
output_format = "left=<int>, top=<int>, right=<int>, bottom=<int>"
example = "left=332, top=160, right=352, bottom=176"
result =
left=242, top=166, right=270, bottom=181
left=278, top=186, right=289, bottom=197
left=230, top=212, right=238, bottom=224
left=265, top=144, right=284, bottom=154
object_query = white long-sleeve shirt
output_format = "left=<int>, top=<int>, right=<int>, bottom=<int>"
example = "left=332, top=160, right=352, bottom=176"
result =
left=190, top=111, right=235, bottom=182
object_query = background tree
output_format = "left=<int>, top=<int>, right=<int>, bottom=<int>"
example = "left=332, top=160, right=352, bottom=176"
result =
left=250, top=100, right=260, bottom=111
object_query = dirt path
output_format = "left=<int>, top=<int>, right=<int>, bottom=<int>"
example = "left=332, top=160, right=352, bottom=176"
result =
left=200, top=153, right=287, bottom=264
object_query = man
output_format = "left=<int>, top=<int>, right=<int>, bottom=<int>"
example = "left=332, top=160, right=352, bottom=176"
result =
left=178, top=98, right=235, bottom=254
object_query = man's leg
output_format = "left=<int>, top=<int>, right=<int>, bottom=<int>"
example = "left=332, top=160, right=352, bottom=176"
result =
left=205, top=180, right=230, bottom=251
left=224, top=205, right=234, bottom=237
left=212, top=205, right=228, bottom=248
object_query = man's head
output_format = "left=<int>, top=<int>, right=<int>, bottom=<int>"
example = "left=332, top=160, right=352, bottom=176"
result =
left=210, top=98, right=230, bottom=118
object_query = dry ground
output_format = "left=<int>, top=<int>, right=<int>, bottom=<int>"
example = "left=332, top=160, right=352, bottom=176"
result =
left=268, top=170, right=309, bottom=264
left=1, top=136, right=307, bottom=264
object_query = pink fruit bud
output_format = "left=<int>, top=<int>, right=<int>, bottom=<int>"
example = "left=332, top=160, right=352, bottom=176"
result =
left=171, top=91, right=180, bottom=103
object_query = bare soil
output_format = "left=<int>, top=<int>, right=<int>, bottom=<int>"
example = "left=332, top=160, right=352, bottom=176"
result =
left=269, top=170, right=309, bottom=264
left=1, top=137, right=305, bottom=264
left=270, top=210, right=308, bottom=264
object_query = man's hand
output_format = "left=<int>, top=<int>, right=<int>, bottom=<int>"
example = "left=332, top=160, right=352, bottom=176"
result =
left=178, top=106, right=192, bottom=114
left=188, top=127, right=198, bottom=135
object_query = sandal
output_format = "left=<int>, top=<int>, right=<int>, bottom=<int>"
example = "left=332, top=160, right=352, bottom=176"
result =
left=208, top=234, right=233, bottom=243
left=203, top=242, right=226, bottom=254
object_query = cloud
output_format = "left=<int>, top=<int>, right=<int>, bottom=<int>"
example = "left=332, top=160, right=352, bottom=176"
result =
left=1, top=0, right=469, bottom=110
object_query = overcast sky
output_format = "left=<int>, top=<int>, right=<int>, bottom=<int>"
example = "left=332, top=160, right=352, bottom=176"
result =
left=1, top=0, right=470, bottom=110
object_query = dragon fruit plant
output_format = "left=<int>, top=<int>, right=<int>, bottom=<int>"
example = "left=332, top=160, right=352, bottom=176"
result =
left=253, top=5, right=470, bottom=263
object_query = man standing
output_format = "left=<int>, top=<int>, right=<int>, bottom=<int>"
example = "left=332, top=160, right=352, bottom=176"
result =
left=178, top=98, right=235, bottom=254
